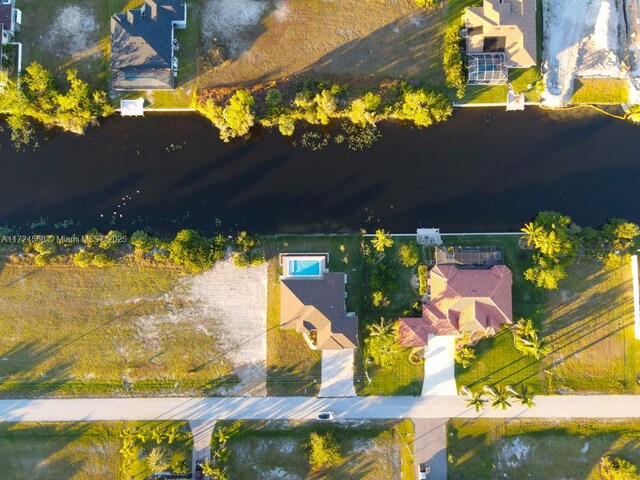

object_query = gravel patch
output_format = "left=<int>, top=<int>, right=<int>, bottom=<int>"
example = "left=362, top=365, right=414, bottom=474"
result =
left=186, top=260, right=268, bottom=396
left=45, top=6, right=98, bottom=57
left=202, top=0, right=271, bottom=57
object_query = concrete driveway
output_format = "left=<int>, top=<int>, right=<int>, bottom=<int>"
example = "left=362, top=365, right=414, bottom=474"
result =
left=319, top=349, right=356, bottom=397
left=422, top=335, right=457, bottom=396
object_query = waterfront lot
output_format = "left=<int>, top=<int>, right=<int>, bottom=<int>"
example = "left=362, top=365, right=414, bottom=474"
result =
left=223, top=419, right=414, bottom=480
left=199, top=0, right=445, bottom=88
left=450, top=235, right=639, bottom=395
left=0, top=262, right=237, bottom=397
left=17, top=0, right=200, bottom=106
left=448, top=418, right=640, bottom=479
left=0, top=421, right=191, bottom=479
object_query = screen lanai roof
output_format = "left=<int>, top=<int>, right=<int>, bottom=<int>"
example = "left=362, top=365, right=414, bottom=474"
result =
left=468, top=52, right=508, bottom=85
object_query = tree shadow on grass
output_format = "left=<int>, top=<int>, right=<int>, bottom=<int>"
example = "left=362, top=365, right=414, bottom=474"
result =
left=267, top=364, right=320, bottom=397
left=0, top=340, right=76, bottom=398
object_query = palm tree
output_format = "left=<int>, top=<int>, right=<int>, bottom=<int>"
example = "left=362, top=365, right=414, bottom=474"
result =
left=367, top=317, right=393, bottom=336
left=151, top=426, right=164, bottom=444
left=146, top=447, right=170, bottom=474
left=214, top=427, right=231, bottom=445
left=625, top=105, right=640, bottom=124
left=518, top=386, right=536, bottom=408
left=535, top=230, right=563, bottom=257
left=484, top=385, right=511, bottom=410
left=165, top=425, right=180, bottom=444
left=458, top=385, right=473, bottom=398
left=513, top=318, right=538, bottom=339
left=519, top=336, right=551, bottom=359
left=521, top=222, right=544, bottom=247
left=371, top=229, right=394, bottom=253
left=466, top=391, right=488, bottom=412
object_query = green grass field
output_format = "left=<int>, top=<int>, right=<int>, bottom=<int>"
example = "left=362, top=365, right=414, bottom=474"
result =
left=541, top=259, right=640, bottom=394
left=222, top=419, right=414, bottom=480
left=0, top=421, right=191, bottom=480
left=571, top=78, right=630, bottom=105
left=0, top=262, right=234, bottom=397
left=448, top=418, right=640, bottom=479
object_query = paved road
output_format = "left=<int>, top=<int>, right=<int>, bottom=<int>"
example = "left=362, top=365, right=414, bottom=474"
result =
left=1, top=395, right=640, bottom=422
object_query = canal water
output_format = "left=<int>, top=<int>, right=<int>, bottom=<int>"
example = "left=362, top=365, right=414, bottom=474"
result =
left=0, top=108, right=638, bottom=234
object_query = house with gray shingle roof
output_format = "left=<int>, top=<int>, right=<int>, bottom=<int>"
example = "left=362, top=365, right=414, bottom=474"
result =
left=110, top=0, right=187, bottom=91
left=0, top=0, right=22, bottom=74
left=280, top=254, right=358, bottom=350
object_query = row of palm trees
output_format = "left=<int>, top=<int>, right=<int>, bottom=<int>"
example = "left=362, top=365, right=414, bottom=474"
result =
left=459, top=384, right=535, bottom=411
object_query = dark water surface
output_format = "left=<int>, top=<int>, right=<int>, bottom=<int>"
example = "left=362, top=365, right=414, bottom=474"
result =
left=0, top=108, right=638, bottom=234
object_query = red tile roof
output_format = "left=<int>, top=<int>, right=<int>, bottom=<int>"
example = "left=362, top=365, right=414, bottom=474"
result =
left=398, top=264, right=513, bottom=347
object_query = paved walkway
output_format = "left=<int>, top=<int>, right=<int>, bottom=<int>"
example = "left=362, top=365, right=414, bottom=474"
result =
left=318, top=349, right=356, bottom=397
left=189, top=419, right=216, bottom=476
left=3, top=395, right=640, bottom=422
left=422, top=336, right=457, bottom=396
left=413, top=419, right=447, bottom=480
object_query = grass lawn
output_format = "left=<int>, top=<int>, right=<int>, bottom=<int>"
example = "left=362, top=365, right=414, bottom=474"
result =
left=222, top=419, right=414, bottom=480
left=444, top=235, right=547, bottom=393
left=570, top=78, right=630, bottom=105
left=0, top=420, right=191, bottom=480
left=0, top=262, right=235, bottom=397
left=448, top=418, right=640, bottom=479
left=541, top=259, right=640, bottom=394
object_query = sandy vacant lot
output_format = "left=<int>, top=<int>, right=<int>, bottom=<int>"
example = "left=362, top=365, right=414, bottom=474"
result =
left=200, top=0, right=445, bottom=87
left=542, top=0, right=626, bottom=106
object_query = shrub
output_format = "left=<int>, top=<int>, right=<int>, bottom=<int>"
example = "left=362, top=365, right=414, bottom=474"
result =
left=393, top=87, right=453, bottom=127
left=372, top=290, right=390, bottom=308
left=398, top=243, right=419, bottom=267
left=455, top=345, right=476, bottom=368
left=418, top=265, right=428, bottom=296
left=130, top=230, right=155, bottom=255
left=415, top=0, right=442, bottom=7
left=625, top=105, right=640, bottom=124
left=92, top=253, right=115, bottom=268
left=600, top=456, right=638, bottom=480
left=169, top=229, right=226, bottom=272
left=306, top=432, right=343, bottom=469
left=197, top=90, right=255, bottom=142
left=443, top=26, right=466, bottom=98
left=99, top=230, right=125, bottom=252
left=34, top=253, right=52, bottom=266
left=345, top=92, right=380, bottom=126
left=73, top=250, right=93, bottom=267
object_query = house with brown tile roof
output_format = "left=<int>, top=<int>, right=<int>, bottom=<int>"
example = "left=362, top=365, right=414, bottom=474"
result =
left=399, top=264, right=513, bottom=347
left=463, top=0, right=536, bottom=84
left=280, top=255, right=358, bottom=350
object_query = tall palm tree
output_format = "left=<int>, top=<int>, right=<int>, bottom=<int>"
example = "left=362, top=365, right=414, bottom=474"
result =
left=214, top=427, right=231, bottom=445
left=535, top=230, right=563, bottom=257
left=514, top=318, right=538, bottom=339
left=484, top=385, right=511, bottom=410
left=367, top=317, right=393, bottom=336
left=521, top=222, right=544, bottom=247
left=371, top=229, right=394, bottom=252
left=466, top=391, right=487, bottom=412
left=519, top=336, right=551, bottom=359
left=458, top=385, right=473, bottom=398
left=518, top=386, right=536, bottom=408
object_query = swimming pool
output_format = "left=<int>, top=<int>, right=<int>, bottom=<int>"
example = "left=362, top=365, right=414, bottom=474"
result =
left=288, top=258, right=322, bottom=277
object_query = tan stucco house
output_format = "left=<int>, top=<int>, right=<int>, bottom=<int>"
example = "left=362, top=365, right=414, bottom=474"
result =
left=464, top=0, right=537, bottom=84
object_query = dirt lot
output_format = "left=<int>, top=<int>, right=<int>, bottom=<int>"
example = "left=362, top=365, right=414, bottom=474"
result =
left=17, top=0, right=116, bottom=88
left=0, top=260, right=266, bottom=397
left=199, top=0, right=445, bottom=88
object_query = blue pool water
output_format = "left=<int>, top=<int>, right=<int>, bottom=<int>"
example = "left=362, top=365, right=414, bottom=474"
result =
left=289, top=259, right=321, bottom=276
